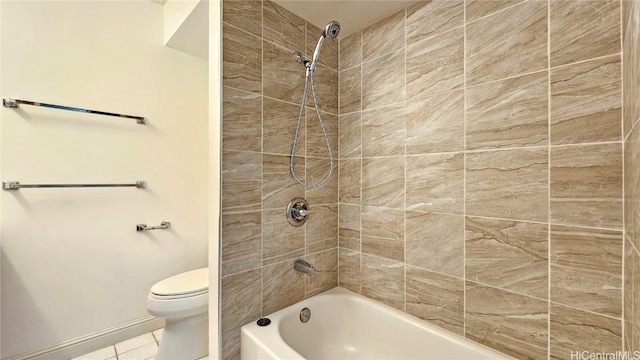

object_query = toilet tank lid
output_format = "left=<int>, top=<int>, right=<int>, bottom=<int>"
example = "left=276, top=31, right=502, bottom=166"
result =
left=151, top=268, right=209, bottom=296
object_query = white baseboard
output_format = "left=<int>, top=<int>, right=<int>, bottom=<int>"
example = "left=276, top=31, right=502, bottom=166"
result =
left=7, top=316, right=165, bottom=360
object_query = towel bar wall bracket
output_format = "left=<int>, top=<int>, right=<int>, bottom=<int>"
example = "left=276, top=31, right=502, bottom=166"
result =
left=3, top=98, right=147, bottom=125
left=136, top=221, right=171, bottom=232
left=2, top=181, right=147, bottom=191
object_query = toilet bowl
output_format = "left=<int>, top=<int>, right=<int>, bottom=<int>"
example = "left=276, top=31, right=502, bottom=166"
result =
left=147, top=268, right=208, bottom=360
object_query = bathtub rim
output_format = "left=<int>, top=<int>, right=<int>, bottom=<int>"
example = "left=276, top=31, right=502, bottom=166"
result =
left=240, top=286, right=514, bottom=360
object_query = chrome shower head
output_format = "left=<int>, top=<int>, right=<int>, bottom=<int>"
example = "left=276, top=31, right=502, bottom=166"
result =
left=323, top=21, right=341, bottom=39
left=309, top=21, right=341, bottom=72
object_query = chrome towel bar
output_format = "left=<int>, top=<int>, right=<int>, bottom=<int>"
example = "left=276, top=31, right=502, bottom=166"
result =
left=2, top=181, right=147, bottom=191
left=3, top=98, right=147, bottom=125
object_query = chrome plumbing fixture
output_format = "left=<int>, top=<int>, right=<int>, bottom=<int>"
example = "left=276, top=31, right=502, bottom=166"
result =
left=294, top=259, right=314, bottom=276
left=137, top=221, right=171, bottom=232
left=290, top=21, right=341, bottom=189
left=286, top=197, right=309, bottom=227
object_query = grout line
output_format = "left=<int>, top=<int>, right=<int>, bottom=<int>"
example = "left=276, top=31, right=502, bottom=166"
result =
left=337, top=25, right=342, bottom=289
left=260, top=0, right=265, bottom=319
left=464, top=52, right=621, bottom=92
left=547, top=0, right=552, bottom=357
left=465, top=0, right=530, bottom=26
left=359, top=28, right=363, bottom=295
left=462, top=0, right=468, bottom=338
left=403, top=6, right=408, bottom=313
left=618, top=0, right=633, bottom=351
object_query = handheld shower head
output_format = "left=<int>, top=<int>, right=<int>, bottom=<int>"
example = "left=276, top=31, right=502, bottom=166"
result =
left=323, top=21, right=341, bottom=39
left=310, top=20, right=341, bottom=72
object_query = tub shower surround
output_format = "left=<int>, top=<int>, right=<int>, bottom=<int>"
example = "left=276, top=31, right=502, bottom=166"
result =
left=221, top=1, right=637, bottom=360
left=337, top=1, right=629, bottom=359
left=220, top=0, right=339, bottom=358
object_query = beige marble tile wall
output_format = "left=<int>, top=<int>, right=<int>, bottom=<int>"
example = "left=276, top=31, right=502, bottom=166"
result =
left=624, top=0, right=640, bottom=355
left=338, top=1, right=628, bottom=359
left=220, top=0, right=339, bottom=358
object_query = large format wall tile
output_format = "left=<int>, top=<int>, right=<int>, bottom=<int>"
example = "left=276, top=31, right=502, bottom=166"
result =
left=550, top=303, right=622, bottom=360
left=465, top=0, right=524, bottom=23
left=550, top=55, right=621, bottom=145
left=262, top=154, right=304, bottom=209
left=305, top=248, right=338, bottom=297
left=361, top=206, right=405, bottom=262
left=223, top=24, right=262, bottom=94
left=361, top=254, right=405, bottom=310
left=262, top=259, right=305, bottom=314
left=339, top=31, right=361, bottom=70
left=406, top=0, right=463, bottom=45
left=466, top=71, right=548, bottom=150
left=550, top=0, right=620, bottom=67
left=339, top=159, right=361, bottom=204
left=624, top=238, right=634, bottom=351
left=406, top=27, right=464, bottom=101
left=466, top=0, right=547, bottom=86
left=466, top=148, right=548, bottom=222
left=626, top=123, right=640, bottom=249
left=222, top=0, right=262, bottom=38
left=362, top=156, right=405, bottom=208
left=362, top=10, right=405, bottom=62
left=222, top=212, right=261, bottom=277
left=339, top=66, right=361, bottom=114
left=550, top=225, right=622, bottom=317
left=362, top=105, right=405, bottom=157
left=262, top=0, right=305, bottom=52
left=465, top=217, right=548, bottom=299
left=262, top=208, right=305, bottom=265
left=339, top=112, right=361, bottom=159
left=406, top=90, right=464, bottom=155
left=223, top=87, right=262, bottom=152
left=307, top=110, right=338, bottom=158
left=263, top=40, right=305, bottom=105
left=406, top=152, right=464, bottom=214
left=263, top=97, right=301, bottom=155
left=406, top=266, right=464, bottom=335
left=338, top=249, right=361, bottom=293
left=305, top=157, right=338, bottom=204
left=362, top=49, right=405, bottom=110
left=222, top=326, right=240, bottom=360
left=221, top=270, right=262, bottom=360
left=222, top=150, right=262, bottom=212
left=306, top=66, right=338, bottom=115
left=305, top=204, right=338, bottom=254
left=634, top=246, right=640, bottom=351
left=339, top=204, right=360, bottom=251
left=221, top=269, right=262, bottom=332
left=466, top=282, right=548, bottom=359
left=623, top=0, right=640, bottom=137
left=550, top=143, right=622, bottom=229
left=406, top=212, right=464, bottom=277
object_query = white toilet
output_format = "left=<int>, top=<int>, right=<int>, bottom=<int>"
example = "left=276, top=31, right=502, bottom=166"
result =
left=147, top=267, right=209, bottom=360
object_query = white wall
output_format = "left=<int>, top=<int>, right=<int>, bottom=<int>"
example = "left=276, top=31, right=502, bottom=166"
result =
left=0, top=1, right=208, bottom=358
left=208, top=0, right=222, bottom=357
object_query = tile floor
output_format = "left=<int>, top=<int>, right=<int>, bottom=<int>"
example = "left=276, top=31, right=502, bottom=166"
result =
left=71, top=328, right=210, bottom=360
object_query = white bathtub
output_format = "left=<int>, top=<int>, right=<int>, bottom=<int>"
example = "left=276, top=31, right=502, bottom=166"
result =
left=240, top=287, right=511, bottom=359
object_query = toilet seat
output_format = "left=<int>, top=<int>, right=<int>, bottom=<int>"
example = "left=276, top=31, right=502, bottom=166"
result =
left=147, top=268, right=209, bottom=319
left=151, top=268, right=208, bottom=299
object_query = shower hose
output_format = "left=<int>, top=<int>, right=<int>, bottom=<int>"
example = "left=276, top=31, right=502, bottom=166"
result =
left=290, top=67, right=334, bottom=189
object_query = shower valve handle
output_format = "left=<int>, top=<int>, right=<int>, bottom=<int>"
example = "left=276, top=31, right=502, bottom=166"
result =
left=286, top=197, right=310, bottom=227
